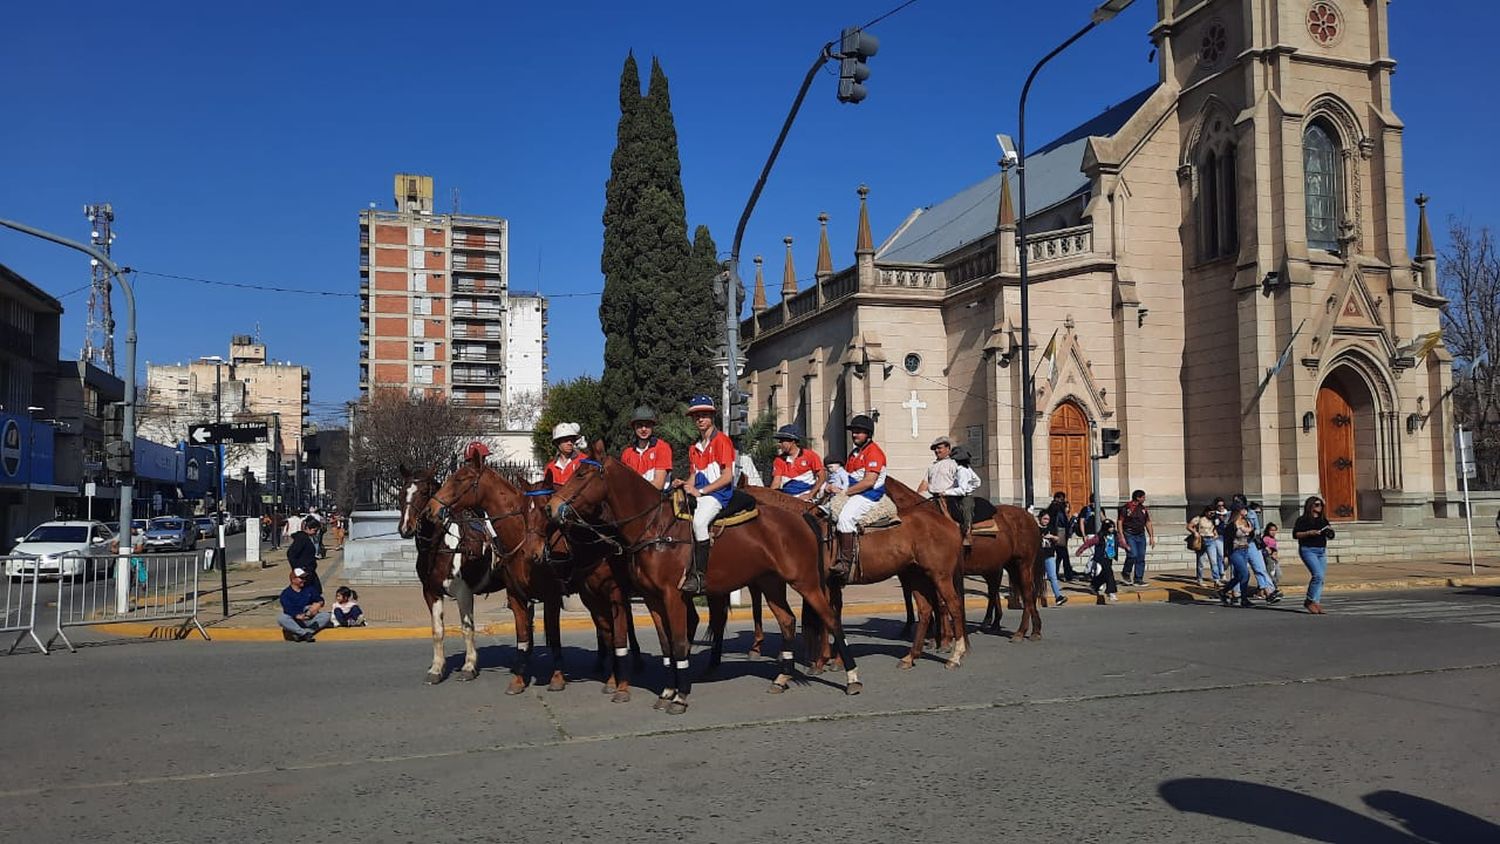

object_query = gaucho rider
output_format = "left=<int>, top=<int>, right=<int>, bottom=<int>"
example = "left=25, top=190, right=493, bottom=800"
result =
left=831, top=414, right=888, bottom=580
left=673, top=395, right=736, bottom=595
left=620, top=405, right=673, bottom=491
left=463, top=440, right=491, bottom=469
left=771, top=424, right=825, bottom=501
left=543, top=422, right=585, bottom=488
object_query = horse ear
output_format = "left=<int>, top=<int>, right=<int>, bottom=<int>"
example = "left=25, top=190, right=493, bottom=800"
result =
left=398, top=464, right=411, bottom=480
left=590, top=438, right=606, bottom=460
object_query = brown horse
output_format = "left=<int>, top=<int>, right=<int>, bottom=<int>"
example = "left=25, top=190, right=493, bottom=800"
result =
left=549, top=441, right=858, bottom=713
left=425, top=463, right=639, bottom=702
left=745, top=480, right=969, bottom=672
left=883, top=481, right=1046, bottom=642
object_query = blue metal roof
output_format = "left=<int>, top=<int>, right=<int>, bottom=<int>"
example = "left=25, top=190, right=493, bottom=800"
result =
left=876, top=87, right=1156, bottom=265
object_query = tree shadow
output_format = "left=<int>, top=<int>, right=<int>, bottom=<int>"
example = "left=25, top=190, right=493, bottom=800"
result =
left=1159, top=778, right=1500, bottom=843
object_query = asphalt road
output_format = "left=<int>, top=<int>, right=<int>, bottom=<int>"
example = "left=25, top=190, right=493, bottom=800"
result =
left=3, top=588, right=1498, bottom=842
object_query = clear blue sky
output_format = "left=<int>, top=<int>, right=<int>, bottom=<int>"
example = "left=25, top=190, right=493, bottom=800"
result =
left=3, top=0, right=1493, bottom=427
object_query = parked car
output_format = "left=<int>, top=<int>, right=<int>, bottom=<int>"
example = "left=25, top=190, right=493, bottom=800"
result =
left=5, top=521, right=117, bottom=580
left=192, top=516, right=218, bottom=540
left=143, top=517, right=197, bottom=552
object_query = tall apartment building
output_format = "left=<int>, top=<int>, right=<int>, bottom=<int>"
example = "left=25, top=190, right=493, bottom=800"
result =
left=360, top=174, right=511, bottom=416
left=144, top=337, right=309, bottom=457
left=504, top=290, right=548, bottom=427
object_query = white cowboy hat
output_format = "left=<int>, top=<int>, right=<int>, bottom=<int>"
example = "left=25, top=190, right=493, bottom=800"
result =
left=551, top=421, right=581, bottom=441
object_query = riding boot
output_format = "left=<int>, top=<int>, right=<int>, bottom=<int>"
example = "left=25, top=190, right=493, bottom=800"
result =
left=959, top=495, right=974, bottom=548
left=681, top=540, right=710, bottom=596
left=830, top=532, right=856, bottom=581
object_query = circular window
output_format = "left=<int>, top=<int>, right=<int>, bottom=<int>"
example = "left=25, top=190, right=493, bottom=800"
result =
left=903, top=353, right=922, bottom=374
left=1307, top=1, right=1341, bottom=46
left=1199, top=21, right=1228, bottom=68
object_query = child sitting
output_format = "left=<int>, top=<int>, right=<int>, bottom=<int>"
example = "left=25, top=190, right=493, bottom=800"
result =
left=331, top=586, right=365, bottom=627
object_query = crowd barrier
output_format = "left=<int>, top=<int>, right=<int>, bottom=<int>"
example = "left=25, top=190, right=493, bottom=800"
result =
left=2, top=558, right=49, bottom=654
left=47, top=550, right=213, bottom=653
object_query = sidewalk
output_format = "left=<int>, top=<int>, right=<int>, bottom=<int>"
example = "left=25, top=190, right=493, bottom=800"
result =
left=97, top=547, right=1500, bottom=642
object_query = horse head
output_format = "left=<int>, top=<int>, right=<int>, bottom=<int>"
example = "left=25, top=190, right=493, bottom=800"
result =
left=548, top=438, right=611, bottom=528
left=426, top=462, right=485, bottom=526
left=397, top=465, right=440, bottom=539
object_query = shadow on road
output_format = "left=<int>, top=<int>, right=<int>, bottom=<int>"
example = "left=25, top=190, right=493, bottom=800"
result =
left=1159, top=777, right=1500, bottom=842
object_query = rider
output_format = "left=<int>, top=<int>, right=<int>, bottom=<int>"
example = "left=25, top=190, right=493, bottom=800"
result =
left=771, top=424, right=825, bottom=501
left=831, top=414, right=888, bottom=580
left=674, top=395, right=736, bottom=595
left=620, top=405, right=673, bottom=491
left=463, top=440, right=491, bottom=470
left=543, top=422, right=585, bottom=489
left=917, top=435, right=973, bottom=545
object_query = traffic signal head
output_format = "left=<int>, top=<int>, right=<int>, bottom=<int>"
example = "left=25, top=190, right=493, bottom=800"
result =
left=105, top=439, right=134, bottom=475
left=727, top=390, right=751, bottom=437
left=103, top=402, right=124, bottom=440
left=1100, top=427, right=1122, bottom=459
left=836, top=27, right=879, bottom=104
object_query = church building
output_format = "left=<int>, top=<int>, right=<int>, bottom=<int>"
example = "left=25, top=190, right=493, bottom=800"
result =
left=738, top=0, right=1453, bottom=525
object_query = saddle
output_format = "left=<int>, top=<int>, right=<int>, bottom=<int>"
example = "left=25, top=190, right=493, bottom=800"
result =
left=672, top=488, right=759, bottom=529
left=969, top=519, right=999, bottom=536
left=827, top=492, right=901, bottom=532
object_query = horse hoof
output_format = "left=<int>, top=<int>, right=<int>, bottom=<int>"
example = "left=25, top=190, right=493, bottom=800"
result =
left=667, top=700, right=689, bottom=715
left=898, top=656, right=916, bottom=671
left=808, top=663, right=826, bottom=675
left=423, top=672, right=443, bottom=685
left=846, top=682, right=864, bottom=696
left=1009, top=634, right=1025, bottom=644
left=748, top=644, right=762, bottom=658
left=767, top=681, right=789, bottom=695
left=611, top=689, right=632, bottom=704
left=505, top=677, right=528, bottom=696
left=603, top=682, right=617, bottom=695
left=458, top=668, right=479, bottom=681
left=653, top=696, right=670, bottom=711
left=945, top=659, right=962, bottom=671
left=1029, top=633, right=1043, bottom=642
left=547, top=673, right=567, bottom=692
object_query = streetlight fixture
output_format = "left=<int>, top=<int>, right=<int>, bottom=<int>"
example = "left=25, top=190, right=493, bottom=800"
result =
left=1015, top=0, right=1136, bottom=508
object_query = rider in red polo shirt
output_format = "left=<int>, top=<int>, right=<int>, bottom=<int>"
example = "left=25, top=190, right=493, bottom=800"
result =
left=771, top=424, right=825, bottom=501
left=831, top=414, right=887, bottom=580
left=543, top=422, right=584, bottom=488
left=674, top=395, right=736, bottom=595
left=620, top=405, right=673, bottom=491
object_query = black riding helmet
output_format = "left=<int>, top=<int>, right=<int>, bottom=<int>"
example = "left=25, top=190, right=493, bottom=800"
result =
left=847, top=414, right=875, bottom=435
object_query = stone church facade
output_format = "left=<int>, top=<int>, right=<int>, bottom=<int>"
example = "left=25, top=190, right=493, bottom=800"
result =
left=738, top=0, right=1453, bottom=525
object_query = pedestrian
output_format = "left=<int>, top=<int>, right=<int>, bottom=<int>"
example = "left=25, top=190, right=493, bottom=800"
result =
left=277, top=568, right=330, bottom=642
left=1088, top=518, right=1120, bottom=602
left=1219, top=506, right=1257, bottom=608
left=1038, top=510, right=1068, bottom=606
left=1188, top=506, right=1223, bottom=586
left=1241, top=498, right=1283, bottom=603
left=1047, top=491, right=1078, bottom=581
left=1210, top=497, right=1230, bottom=583
left=288, top=516, right=321, bottom=596
left=310, top=508, right=327, bottom=559
left=1117, top=489, right=1155, bottom=586
left=331, top=586, right=365, bottom=627
left=1262, top=522, right=1282, bottom=583
left=1292, top=496, right=1334, bottom=614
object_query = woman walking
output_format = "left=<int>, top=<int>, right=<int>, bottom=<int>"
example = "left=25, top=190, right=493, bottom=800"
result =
left=1219, top=507, right=1256, bottom=608
left=1292, top=496, right=1334, bottom=614
left=1088, top=519, right=1120, bottom=603
left=1038, top=511, right=1068, bottom=606
left=1188, top=506, right=1223, bottom=586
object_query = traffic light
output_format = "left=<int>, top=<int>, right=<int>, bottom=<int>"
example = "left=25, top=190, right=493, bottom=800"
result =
left=1100, top=427, right=1122, bottom=459
left=727, top=390, right=752, bottom=437
left=103, top=401, right=124, bottom=440
left=836, top=26, right=879, bottom=104
left=105, top=440, right=134, bottom=475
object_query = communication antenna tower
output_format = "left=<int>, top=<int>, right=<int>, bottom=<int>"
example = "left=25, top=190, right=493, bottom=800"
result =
left=82, top=203, right=117, bottom=373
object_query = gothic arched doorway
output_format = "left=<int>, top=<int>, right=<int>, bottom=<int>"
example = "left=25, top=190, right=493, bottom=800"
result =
left=1048, top=401, right=1092, bottom=509
left=1317, top=365, right=1378, bottom=521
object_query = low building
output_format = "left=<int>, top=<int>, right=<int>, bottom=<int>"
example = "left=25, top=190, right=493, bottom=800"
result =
left=0, top=263, right=65, bottom=546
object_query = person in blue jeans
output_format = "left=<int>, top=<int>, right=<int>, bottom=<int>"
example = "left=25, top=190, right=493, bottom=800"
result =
left=1219, top=508, right=1257, bottom=608
left=1292, top=495, right=1333, bottom=614
left=1117, top=489, right=1155, bottom=586
left=277, top=568, right=330, bottom=642
left=1234, top=496, right=1283, bottom=604
left=1038, top=511, right=1068, bottom=606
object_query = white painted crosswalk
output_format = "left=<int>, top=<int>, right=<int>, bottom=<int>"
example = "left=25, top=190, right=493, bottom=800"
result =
left=1327, top=596, right=1500, bottom=629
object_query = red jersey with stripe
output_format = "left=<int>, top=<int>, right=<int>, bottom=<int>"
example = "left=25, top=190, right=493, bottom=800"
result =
left=773, top=448, right=824, bottom=494
left=690, top=430, right=737, bottom=505
left=544, top=454, right=584, bottom=487
left=845, top=440, right=888, bottom=501
left=620, top=438, right=673, bottom=483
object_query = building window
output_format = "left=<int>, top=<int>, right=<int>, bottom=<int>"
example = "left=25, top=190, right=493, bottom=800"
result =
left=1195, top=114, right=1238, bottom=261
left=1304, top=121, right=1341, bottom=252
left=414, top=365, right=433, bottom=385
left=903, top=353, right=922, bottom=374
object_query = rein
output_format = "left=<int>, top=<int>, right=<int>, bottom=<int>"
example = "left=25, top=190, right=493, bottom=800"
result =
left=552, top=458, right=671, bottom=554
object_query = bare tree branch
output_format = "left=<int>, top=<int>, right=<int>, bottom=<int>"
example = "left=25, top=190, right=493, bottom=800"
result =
left=350, top=387, right=485, bottom=505
left=1440, top=218, right=1500, bottom=487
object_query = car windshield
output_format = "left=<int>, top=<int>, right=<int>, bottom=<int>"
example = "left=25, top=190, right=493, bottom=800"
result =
left=150, top=519, right=185, bottom=530
left=23, top=525, right=89, bottom=543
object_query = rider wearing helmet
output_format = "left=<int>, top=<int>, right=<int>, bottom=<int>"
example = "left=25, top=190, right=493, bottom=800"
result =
left=771, top=424, right=825, bottom=501
left=463, top=440, right=491, bottom=468
left=543, top=422, right=585, bottom=488
left=620, top=405, right=673, bottom=491
left=676, top=394, right=736, bottom=594
left=831, top=414, right=887, bottom=580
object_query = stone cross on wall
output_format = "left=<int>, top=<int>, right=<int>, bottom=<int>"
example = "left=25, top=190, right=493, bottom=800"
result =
left=902, top=390, right=927, bottom=439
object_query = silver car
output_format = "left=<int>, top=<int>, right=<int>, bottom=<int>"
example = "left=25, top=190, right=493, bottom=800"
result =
left=143, top=517, right=197, bottom=552
left=5, top=521, right=117, bottom=580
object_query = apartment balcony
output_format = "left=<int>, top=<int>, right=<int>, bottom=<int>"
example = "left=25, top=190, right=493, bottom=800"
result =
left=454, top=279, right=504, bottom=297
left=455, top=325, right=502, bottom=341
left=453, top=349, right=502, bottom=362
left=451, top=256, right=503, bottom=274
left=451, top=306, right=503, bottom=320
left=453, top=394, right=503, bottom=408
left=452, top=366, right=501, bottom=385
left=451, top=236, right=503, bottom=251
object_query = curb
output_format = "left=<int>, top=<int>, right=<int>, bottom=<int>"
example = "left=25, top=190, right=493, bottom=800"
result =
left=89, top=574, right=1500, bottom=643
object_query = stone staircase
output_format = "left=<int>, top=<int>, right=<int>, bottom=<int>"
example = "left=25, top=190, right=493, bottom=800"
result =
left=1134, top=518, right=1500, bottom=572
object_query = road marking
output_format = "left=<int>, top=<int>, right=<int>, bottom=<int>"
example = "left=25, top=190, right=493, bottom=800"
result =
left=2, top=659, right=1497, bottom=800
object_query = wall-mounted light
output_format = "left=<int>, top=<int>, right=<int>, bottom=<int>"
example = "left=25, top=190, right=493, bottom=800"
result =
left=1406, top=413, right=1425, bottom=435
left=1137, top=307, right=1150, bottom=328
left=1261, top=271, right=1282, bottom=297
left=1302, top=411, right=1316, bottom=433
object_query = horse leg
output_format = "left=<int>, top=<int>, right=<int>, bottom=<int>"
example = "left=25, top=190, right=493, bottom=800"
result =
left=758, top=580, right=798, bottom=694
left=900, top=576, right=917, bottom=640
left=901, top=578, right=936, bottom=670
left=642, top=591, right=676, bottom=710
left=795, top=581, right=860, bottom=695
left=544, top=596, right=566, bottom=692
left=748, top=582, right=765, bottom=658
left=828, top=583, right=844, bottom=672
left=578, top=589, right=614, bottom=691
left=801, top=601, right=825, bottom=674
left=452, top=580, right=479, bottom=680
left=506, top=593, right=533, bottom=695
left=985, top=572, right=1003, bottom=635
left=424, top=590, right=445, bottom=684
left=705, top=593, right=728, bottom=676
left=1026, top=560, right=1044, bottom=641
left=932, top=564, right=969, bottom=670
left=607, top=589, right=633, bottom=704
left=1007, top=562, right=1031, bottom=642
left=666, top=595, right=693, bottom=715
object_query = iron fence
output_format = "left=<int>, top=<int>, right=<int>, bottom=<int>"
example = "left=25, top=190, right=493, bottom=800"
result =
left=47, top=551, right=212, bottom=653
left=1, top=558, right=48, bottom=654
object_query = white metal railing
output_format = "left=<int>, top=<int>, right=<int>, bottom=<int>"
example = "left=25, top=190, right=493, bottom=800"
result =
left=1, top=558, right=48, bottom=654
left=47, top=551, right=212, bottom=652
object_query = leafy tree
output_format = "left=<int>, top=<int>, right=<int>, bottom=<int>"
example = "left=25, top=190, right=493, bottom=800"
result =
left=532, top=377, right=609, bottom=463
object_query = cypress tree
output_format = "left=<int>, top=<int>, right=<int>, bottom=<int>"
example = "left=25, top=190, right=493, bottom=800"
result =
left=599, top=53, right=645, bottom=451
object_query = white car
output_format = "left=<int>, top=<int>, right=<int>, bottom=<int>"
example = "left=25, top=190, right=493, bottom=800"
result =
left=5, top=521, right=118, bottom=580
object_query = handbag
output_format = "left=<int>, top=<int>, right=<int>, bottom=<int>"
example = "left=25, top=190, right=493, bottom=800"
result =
left=1187, top=532, right=1204, bottom=552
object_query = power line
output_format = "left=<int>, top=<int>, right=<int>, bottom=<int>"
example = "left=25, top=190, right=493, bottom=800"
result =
left=133, top=268, right=599, bottom=299
left=860, top=0, right=922, bottom=30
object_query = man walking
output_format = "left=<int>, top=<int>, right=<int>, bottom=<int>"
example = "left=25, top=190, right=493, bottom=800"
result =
left=1117, top=489, right=1155, bottom=586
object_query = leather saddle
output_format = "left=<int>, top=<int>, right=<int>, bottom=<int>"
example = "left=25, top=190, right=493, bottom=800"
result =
left=672, top=488, right=759, bottom=528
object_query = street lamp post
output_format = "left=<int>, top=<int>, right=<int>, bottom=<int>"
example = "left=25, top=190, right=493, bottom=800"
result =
left=1016, top=0, right=1136, bottom=509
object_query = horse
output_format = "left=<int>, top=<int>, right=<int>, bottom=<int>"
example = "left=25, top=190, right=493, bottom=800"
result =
left=549, top=441, right=858, bottom=714
left=746, top=480, right=969, bottom=672
left=884, top=480, right=1046, bottom=642
left=423, top=463, right=640, bottom=702
left=397, top=466, right=504, bottom=684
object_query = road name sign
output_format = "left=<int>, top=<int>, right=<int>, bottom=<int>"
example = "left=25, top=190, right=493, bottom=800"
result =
left=188, top=422, right=270, bottom=445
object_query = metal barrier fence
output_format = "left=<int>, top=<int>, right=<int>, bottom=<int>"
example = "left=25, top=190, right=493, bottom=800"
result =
left=47, top=550, right=212, bottom=653
left=2, top=558, right=49, bottom=654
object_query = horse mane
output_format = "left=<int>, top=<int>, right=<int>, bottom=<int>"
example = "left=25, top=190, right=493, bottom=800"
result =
left=884, top=476, right=935, bottom=512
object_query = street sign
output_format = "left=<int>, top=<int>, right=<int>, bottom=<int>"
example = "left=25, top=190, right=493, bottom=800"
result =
left=1456, top=429, right=1477, bottom=480
left=188, top=422, right=269, bottom=445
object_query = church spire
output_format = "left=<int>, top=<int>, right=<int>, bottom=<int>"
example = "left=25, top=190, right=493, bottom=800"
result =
left=998, top=168, right=1015, bottom=227
left=781, top=237, right=798, bottom=298
left=751, top=255, right=766, bottom=313
left=1415, top=193, right=1435, bottom=259
left=855, top=184, right=874, bottom=255
left=816, top=212, right=833, bottom=281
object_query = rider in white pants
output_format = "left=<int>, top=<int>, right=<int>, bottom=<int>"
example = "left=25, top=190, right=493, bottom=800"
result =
left=677, top=395, right=737, bottom=594
left=831, top=414, right=888, bottom=580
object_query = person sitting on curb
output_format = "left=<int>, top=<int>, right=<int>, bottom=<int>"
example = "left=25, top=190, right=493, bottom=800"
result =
left=331, top=586, right=365, bottom=627
left=278, top=568, right=330, bottom=642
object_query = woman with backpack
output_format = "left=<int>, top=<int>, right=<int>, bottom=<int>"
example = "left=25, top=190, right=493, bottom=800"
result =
left=1087, top=519, right=1120, bottom=603
left=1038, top=510, right=1068, bottom=606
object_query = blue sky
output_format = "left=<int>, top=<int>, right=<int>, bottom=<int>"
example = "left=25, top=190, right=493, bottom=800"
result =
left=3, top=0, right=1494, bottom=426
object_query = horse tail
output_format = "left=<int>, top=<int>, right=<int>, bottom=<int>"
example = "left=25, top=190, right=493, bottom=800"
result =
left=801, top=511, right=825, bottom=580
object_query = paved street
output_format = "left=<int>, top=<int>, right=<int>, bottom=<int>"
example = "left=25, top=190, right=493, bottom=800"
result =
left=3, top=588, right=1498, bottom=842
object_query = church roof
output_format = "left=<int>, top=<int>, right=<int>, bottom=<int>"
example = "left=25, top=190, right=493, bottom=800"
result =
left=876, top=86, right=1156, bottom=265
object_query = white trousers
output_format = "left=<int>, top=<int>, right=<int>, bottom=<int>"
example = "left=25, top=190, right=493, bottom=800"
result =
left=691, top=495, right=723, bottom=541
left=837, top=494, right=878, bottom=533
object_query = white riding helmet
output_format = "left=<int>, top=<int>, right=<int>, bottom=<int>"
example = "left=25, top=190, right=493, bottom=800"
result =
left=551, top=421, right=582, bottom=442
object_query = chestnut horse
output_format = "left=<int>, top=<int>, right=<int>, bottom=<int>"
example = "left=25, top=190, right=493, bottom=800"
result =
left=425, top=463, right=640, bottom=702
left=550, top=442, right=858, bottom=714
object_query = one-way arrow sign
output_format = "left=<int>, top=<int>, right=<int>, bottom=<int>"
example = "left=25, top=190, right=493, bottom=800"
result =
left=189, top=425, right=214, bottom=444
left=188, top=422, right=270, bottom=445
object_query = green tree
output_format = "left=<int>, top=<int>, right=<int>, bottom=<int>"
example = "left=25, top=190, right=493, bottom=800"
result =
left=532, top=377, right=610, bottom=463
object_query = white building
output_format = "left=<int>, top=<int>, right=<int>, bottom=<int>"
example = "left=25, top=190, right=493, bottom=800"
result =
left=503, top=290, right=548, bottom=428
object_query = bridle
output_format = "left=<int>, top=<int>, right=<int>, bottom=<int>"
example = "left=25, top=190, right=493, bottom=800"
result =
left=426, top=467, right=535, bottom=559
left=550, top=457, right=672, bottom=552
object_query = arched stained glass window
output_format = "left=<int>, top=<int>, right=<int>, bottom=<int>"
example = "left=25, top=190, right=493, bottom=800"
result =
left=1304, top=123, right=1340, bottom=251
